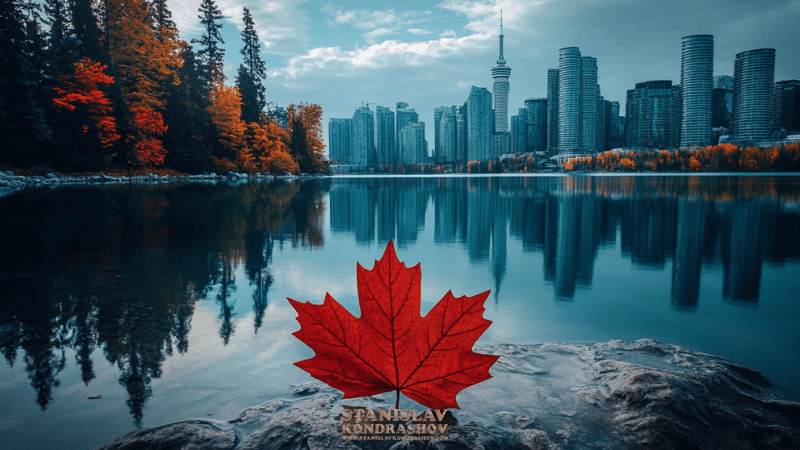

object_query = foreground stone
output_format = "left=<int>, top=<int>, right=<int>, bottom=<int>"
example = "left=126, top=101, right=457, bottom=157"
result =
left=96, top=340, right=800, bottom=450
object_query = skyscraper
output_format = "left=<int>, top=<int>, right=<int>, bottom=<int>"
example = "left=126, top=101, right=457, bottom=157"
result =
left=732, top=48, right=775, bottom=144
left=680, top=34, right=714, bottom=148
left=525, top=98, right=547, bottom=152
left=328, top=118, right=352, bottom=163
left=491, top=13, right=511, bottom=133
left=468, top=86, right=493, bottom=162
left=375, top=106, right=395, bottom=167
left=434, top=106, right=451, bottom=163
left=547, top=68, right=559, bottom=150
left=713, top=76, right=734, bottom=129
left=439, top=110, right=457, bottom=164
left=581, top=56, right=599, bottom=153
left=351, top=106, right=374, bottom=166
left=511, top=107, right=526, bottom=153
left=558, top=47, right=582, bottom=152
left=773, top=80, right=800, bottom=134
left=396, top=103, right=418, bottom=153
left=625, top=80, right=681, bottom=148
left=398, top=122, right=426, bottom=165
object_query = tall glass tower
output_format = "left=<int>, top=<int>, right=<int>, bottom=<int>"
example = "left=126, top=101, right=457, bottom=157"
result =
left=732, top=48, right=775, bottom=144
left=491, top=12, right=511, bottom=133
left=680, top=34, right=714, bottom=148
left=558, top=47, right=582, bottom=152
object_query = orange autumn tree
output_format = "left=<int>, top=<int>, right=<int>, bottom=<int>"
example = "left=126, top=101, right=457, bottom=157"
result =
left=107, top=0, right=181, bottom=166
left=245, top=121, right=299, bottom=175
left=208, top=84, right=250, bottom=170
left=53, top=57, right=121, bottom=147
left=287, top=103, right=327, bottom=173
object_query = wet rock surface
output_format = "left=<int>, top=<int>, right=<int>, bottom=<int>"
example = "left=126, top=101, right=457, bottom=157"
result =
left=96, top=340, right=800, bottom=450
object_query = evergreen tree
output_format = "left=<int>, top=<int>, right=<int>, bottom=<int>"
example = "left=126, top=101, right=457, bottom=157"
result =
left=193, top=0, right=224, bottom=90
left=235, top=6, right=265, bottom=123
left=163, top=45, right=216, bottom=172
left=0, top=0, right=49, bottom=164
left=287, top=103, right=327, bottom=173
left=69, top=0, right=104, bottom=61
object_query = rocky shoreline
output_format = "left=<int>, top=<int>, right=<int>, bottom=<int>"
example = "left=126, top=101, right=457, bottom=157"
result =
left=95, top=339, right=800, bottom=450
left=0, top=170, right=324, bottom=198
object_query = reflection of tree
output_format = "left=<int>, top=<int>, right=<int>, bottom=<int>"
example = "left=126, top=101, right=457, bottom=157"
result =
left=0, top=180, right=328, bottom=423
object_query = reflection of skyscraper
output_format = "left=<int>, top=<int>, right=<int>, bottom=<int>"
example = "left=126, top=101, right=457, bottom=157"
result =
left=680, top=34, right=714, bottom=148
left=732, top=48, right=775, bottom=145
left=467, top=178, right=492, bottom=260
left=492, top=14, right=511, bottom=133
left=671, top=199, right=706, bottom=311
left=721, top=202, right=770, bottom=304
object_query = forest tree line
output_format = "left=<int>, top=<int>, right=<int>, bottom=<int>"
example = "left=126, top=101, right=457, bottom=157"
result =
left=0, top=0, right=327, bottom=175
left=562, top=143, right=800, bottom=173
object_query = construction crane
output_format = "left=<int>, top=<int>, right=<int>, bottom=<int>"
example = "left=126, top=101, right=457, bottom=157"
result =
left=361, top=102, right=375, bottom=108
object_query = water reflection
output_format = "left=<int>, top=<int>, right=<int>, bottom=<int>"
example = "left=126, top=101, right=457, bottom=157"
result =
left=0, top=182, right=325, bottom=424
left=1, top=175, right=799, bottom=425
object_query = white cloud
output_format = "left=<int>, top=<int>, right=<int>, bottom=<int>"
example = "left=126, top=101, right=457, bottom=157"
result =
left=364, top=27, right=401, bottom=43
left=408, top=28, right=433, bottom=35
left=273, top=32, right=492, bottom=79
left=321, top=4, right=433, bottom=30
left=439, top=29, right=458, bottom=38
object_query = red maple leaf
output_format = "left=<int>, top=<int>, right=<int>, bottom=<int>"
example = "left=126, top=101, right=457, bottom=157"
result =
left=288, top=241, right=499, bottom=409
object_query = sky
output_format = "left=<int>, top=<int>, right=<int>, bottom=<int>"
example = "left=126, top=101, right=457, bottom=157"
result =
left=169, top=0, right=800, bottom=155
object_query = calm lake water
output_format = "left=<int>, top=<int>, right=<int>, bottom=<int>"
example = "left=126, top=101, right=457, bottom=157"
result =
left=1, top=174, right=799, bottom=449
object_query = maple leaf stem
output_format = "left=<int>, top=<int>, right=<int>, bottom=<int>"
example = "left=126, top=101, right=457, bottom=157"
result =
left=395, top=389, right=400, bottom=409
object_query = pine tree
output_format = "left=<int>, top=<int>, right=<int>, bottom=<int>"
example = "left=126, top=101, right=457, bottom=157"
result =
left=235, top=6, right=265, bottom=123
left=0, top=0, right=51, bottom=165
left=69, top=0, right=104, bottom=61
left=193, top=0, right=224, bottom=90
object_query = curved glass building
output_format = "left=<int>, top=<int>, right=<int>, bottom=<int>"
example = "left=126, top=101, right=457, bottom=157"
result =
left=558, top=47, right=582, bottom=152
left=680, top=34, right=714, bottom=148
left=732, top=48, right=775, bottom=144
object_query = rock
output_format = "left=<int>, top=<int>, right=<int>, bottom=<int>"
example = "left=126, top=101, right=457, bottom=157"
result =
left=97, top=340, right=800, bottom=450
left=87, top=394, right=102, bottom=400
left=95, top=421, right=236, bottom=450
left=46, top=173, right=57, bottom=179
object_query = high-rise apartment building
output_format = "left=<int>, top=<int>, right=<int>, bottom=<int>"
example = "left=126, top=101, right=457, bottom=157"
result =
left=456, top=103, right=468, bottom=164
left=581, top=56, right=600, bottom=153
left=547, top=68, right=559, bottom=150
left=375, top=106, right=395, bottom=167
left=555, top=47, right=601, bottom=153
left=492, top=14, right=511, bottom=133
left=328, top=118, right=352, bottom=163
left=680, top=34, right=714, bottom=148
left=434, top=106, right=451, bottom=163
left=439, top=110, right=457, bottom=164
left=351, top=106, right=374, bottom=166
left=774, top=80, right=800, bottom=134
left=558, top=47, right=582, bottom=152
left=525, top=98, right=547, bottom=152
left=467, top=86, right=493, bottom=162
left=398, top=122, right=427, bottom=165
left=396, top=103, right=418, bottom=154
left=732, top=48, right=775, bottom=144
left=511, top=107, right=526, bottom=153
left=713, top=76, right=733, bottom=129
left=625, top=80, right=681, bottom=148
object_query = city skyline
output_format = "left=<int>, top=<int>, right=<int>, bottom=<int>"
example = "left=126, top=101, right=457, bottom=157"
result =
left=167, top=0, right=800, bottom=153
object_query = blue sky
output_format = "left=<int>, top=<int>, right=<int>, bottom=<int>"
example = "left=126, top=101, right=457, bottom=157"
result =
left=170, top=0, right=800, bottom=153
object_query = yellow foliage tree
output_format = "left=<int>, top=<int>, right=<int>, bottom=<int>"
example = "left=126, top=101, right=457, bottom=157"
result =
left=245, top=121, right=298, bottom=174
left=208, top=84, right=249, bottom=169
